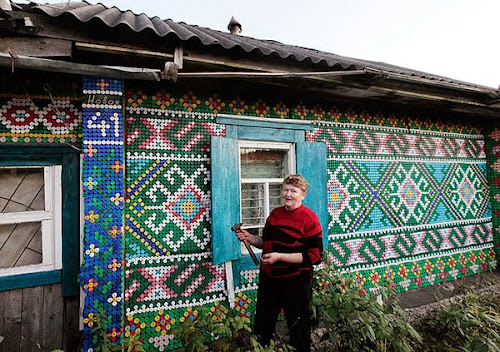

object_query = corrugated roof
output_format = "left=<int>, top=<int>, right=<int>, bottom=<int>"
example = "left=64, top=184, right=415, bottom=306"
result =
left=29, top=1, right=487, bottom=88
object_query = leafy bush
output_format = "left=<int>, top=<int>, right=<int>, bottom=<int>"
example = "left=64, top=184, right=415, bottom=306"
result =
left=310, top=257, right=422, bottom=352
left=415, top=292, right=500, bottom=352
left=172, top=303, right=293, bottom=352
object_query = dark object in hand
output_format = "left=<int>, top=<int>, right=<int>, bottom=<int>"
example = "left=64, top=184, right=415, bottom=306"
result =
left=231, top=223, right=243, bottom=232
left=230, top=223, right=259, bottom=266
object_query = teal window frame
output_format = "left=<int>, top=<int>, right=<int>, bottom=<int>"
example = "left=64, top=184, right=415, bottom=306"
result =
left=211, top=115, right=328, bottom=287
left=0, top=145, right=80, bottom=295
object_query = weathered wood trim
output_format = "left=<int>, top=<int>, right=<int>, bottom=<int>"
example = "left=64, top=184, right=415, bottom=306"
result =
left=0, top=52, right=162, bottom=80
left=20, top=285, right=43, bottom=352
left=1, top=289, right=22, bottom=352
left=62, top=295, right=81, bottom=351
left=75, top=41, right=173, bottom=60
left=0, top=37, right=72, bottom=57
left=0, top=284, right=79, bottom=352
left=42, top=284, right=64, bottom=351
left=0, top=287, right=4, bottom=349
left=1, top=53, right=499, bottom=118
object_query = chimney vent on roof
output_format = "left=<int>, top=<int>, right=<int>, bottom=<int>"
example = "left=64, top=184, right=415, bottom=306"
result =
left=228, top=16, right=241, bottom=35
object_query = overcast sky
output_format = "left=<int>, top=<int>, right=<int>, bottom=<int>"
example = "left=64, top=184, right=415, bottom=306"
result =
left=30, top=0, right=500, bottom=88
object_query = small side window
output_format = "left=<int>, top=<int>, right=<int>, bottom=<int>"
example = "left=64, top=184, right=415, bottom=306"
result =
left=0, top=165, right=62, bottom=277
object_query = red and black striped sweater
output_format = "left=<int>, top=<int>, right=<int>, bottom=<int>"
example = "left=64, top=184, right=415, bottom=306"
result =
left=260, top=205, right=323, bottom=280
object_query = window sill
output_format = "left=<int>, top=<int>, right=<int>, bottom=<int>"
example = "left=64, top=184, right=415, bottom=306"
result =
left=0, top=270, right=61, bottom=291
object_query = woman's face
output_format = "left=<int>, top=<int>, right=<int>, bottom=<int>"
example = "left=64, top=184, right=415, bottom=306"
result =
left=282, top=183, right=305, bottom=211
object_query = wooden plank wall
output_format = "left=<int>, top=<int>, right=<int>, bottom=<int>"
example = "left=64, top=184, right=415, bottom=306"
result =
left=0, top=284, right=80, bottom=352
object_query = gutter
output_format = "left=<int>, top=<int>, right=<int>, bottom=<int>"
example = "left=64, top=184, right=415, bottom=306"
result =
left=0, top=53, right=498, bottom=112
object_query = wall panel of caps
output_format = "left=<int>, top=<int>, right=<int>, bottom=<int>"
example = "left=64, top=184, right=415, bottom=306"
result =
left=485, top=127, right=500, bottom=258
left=125, top=90, right=228, bottom=351
left=0, top=70, right=496, bottom=351
left=81, top=77, right=125, bottom=351
left=307, top=122, right=496, bottom=294
left=0, top=72, right=82, bottom=144
left=123, top=85, right=495, bottom=351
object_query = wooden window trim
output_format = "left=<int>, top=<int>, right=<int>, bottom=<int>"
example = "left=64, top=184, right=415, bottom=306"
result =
left=0, top=165, right=62, bottom=277
left=0, top=146, right=79, bottom=295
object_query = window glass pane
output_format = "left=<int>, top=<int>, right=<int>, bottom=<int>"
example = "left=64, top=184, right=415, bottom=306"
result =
left=246, top=227, right=263, bottom=237
left=0, top=222, right=42, bottom=268
left=0, top=168, right=45, bottom=213
left=241, top=183, right=265, bottom=226
left=240, top=148, right=288, bottom=178
left=269, top=183, right=283, bottom=211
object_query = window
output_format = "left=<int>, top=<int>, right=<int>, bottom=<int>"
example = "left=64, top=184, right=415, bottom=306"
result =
left=0, top=146, right=79, bottom=295
left=0, top=166, right=62, bottom=276
left=211, top=115, right=328, bottom=291
left=239, top=141, right=294, bottom=252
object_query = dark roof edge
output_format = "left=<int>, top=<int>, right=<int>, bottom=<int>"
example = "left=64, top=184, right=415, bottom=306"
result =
left=19, top=1, right=500, bottom=92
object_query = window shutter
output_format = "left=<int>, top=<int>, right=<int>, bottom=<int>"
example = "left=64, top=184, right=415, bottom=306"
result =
left=296, top=142, right=329, bottom=249
left=211, top=136, right=241, bottom=264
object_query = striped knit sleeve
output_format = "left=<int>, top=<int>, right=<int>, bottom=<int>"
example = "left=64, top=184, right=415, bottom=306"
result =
left=302, top=213, right=323, bottom=266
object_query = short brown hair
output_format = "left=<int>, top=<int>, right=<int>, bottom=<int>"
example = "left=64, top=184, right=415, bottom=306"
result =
left=283, top=174, right=309, bottom=193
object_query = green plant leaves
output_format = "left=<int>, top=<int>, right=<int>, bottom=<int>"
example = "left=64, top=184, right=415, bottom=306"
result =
left=310, top=256, right=422, bottom=351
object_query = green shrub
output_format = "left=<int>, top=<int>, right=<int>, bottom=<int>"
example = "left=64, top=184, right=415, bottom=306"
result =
left=310, top=257, right=421, bottom=351
left=415, top=292, right=500, bottom=352
left=171, top=304, right=293, bottom=352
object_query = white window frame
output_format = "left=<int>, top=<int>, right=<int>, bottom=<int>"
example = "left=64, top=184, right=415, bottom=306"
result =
left=0, top=165, right=62, bottom=277
left=238, top=140, right=295, bottom=252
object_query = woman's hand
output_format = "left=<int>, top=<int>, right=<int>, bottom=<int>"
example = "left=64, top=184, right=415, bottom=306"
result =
left=260, top=252, right=282, bottom=264
left=235, top=229, right=263, bottom=248
left=262, top=252, right=303, bottom=264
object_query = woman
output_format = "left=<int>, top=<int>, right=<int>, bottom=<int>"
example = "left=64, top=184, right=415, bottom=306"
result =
left=235, top=174, right=323, bottom=352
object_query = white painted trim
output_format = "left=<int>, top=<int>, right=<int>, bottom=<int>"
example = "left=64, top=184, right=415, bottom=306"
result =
left=42, top=166, right=54, bottom=268
left=225, top=261, right=235, bottom=308
left=0, top=263, right=60, bottom=277
left=239, top=140, right=294, bottom=149
left=53, top=165, right=63, bottom=270
left=0, top=165, right=46, bottom=170
left=264, top=182, right=270, bottom=218
left=41, top=219, right=53, bottom=266
left=0, top=211, right=51, bottom=224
